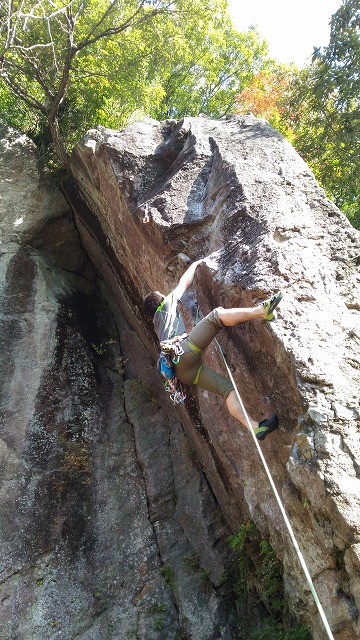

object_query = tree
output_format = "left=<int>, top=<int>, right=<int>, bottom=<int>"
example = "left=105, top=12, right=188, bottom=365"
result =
left=234, top=1, right=359, bottom=227
left=235, top=67, right=295, bottom=138
left=283, top=0, right=360, bottom=226
left=150, top=23, right=270, bottom=120
left=0, top=0, right=178, bottom=167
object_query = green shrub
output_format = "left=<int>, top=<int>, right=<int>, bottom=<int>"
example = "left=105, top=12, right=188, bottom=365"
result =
left=228, top=521, right=311, bottom=639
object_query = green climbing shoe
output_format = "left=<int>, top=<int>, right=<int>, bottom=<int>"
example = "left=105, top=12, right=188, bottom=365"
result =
left=262, top=291, right=284, bottom=321
left=255, top=414, right=279, bottom=441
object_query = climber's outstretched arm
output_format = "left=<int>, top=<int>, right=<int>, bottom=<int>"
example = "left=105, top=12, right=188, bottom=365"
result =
left=172, top=258, right=203, bottom=299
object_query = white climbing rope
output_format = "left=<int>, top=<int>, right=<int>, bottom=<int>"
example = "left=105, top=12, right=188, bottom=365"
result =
left=215, top=337, right=335, bottom=640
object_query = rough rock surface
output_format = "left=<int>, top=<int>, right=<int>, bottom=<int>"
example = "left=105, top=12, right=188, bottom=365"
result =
left=0, top=125, right=237, bottom=639
left=67, top=116, right=360, bottom=640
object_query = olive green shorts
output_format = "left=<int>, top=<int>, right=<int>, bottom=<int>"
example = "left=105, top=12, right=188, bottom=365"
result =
left=174, top=308, right=234, bottom=400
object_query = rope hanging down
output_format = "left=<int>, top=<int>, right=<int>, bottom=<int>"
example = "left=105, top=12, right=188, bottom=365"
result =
left=213, top=333, right=335, bottom=640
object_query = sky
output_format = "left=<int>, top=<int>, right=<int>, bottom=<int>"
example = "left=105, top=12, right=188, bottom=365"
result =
left=227, top=0, right=341, bottom=68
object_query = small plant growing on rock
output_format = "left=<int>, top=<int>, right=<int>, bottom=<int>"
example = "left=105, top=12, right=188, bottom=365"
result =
left=228, top=521, right=311, bottom=639
left=61, top=442, right=92, bottom=483
left=145, top=603, right=167, bottom=634
left=229, top=520, right=284, bottom=616
left=153, top=618, right=164, bottom=631
left=91, top=338, right=118, bottom=356
left=110, top=356, right=126, bottom=375
left=184, top=552, right=201, bottom=571
left=146, top=604, right=167, bottom=614
left=91, top=342, right=107, bottom=355
left=200, top=569, right=210, bottom=584
left=160, top=564, right=175, bottom=591
left=247, top=619, right=311, bottom=640
left=184, top=552, right=211, bottom=587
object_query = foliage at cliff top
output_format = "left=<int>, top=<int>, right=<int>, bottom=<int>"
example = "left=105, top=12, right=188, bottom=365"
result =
left=288, top=0, right=359, bottom=227
left=235, top=0, right=360, bottom=228
left=235, top=67, right=294, bottom=139
left=0, top=0, right=270, bottom=168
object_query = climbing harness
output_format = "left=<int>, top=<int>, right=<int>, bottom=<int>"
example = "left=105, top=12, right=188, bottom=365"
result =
left=194, top=307, right=335, bottom=640
left=158, top=335, right=187, bottom=405
left=160, top=334, right=187, bottom=364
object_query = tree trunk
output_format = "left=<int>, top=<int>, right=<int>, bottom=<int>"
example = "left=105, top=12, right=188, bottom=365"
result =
left=48, top=115, right=71, bottom=170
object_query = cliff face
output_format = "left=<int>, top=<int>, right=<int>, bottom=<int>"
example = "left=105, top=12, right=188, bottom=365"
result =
left=1, top=116, right=359, bottom=640
left=0, top=125, right=236, bottom=640
left=68, top=116, right=360, bottom=640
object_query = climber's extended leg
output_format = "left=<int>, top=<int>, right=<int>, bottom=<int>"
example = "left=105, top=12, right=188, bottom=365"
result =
left=192, top=368, right=278, bottom=440
left=218, top=291, right=284, bottom=326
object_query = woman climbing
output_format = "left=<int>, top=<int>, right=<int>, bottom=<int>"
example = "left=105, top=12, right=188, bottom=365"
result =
left=144, top=258, right=283, bottom=441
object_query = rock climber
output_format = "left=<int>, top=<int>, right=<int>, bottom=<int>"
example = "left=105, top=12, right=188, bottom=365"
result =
left=144, top=257, right=283, bottom=441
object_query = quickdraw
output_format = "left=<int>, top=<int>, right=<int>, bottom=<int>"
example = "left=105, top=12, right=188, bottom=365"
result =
left=164, top=377, right=187, bottom=405
left=142, top=202, right=150, bottom=224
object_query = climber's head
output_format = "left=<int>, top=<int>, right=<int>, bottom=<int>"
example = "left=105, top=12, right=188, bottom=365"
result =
left=143, top=291, right=164, bottom=318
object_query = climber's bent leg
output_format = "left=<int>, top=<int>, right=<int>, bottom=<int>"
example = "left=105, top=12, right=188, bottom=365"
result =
left=226, top=391, right=279, bottom=439
left=196, top=363, right=234, bottom=400
left=195, top=369, right=262, bottom=434
left=217, top=306, right=265, bottom=326
left=225, top=389, right=258, bottom=431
